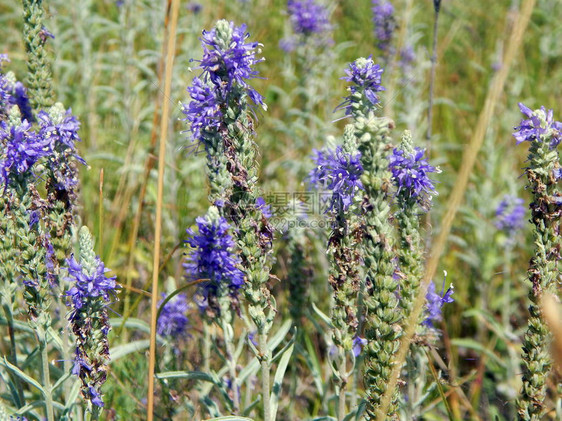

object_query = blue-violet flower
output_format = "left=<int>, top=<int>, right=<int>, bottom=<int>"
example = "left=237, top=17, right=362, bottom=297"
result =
left=495, top=195, right=526, bottom=236
left=513, top=103, right=562, bottom=149
left=157, top=293, right=190, bottom=338
left=372, top=0, right=396, bottom=53
left=341, top=57, right=385, bottom=113
left=423, top=279, right=454, bottom=327
left=388, top=146, right=439, bottom=209
left=184, top=210, right=244, bottom=309
left=308, top=146, right=363, bottom=213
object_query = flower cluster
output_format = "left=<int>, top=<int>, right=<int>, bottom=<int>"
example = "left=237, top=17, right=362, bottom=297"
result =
left=0, top=120, right=50, bottom=186
left=65, top=227, right=119, bottom=409
left=183, top=20, right=264, bottom=145
left=0, top=56, right=33, bottom=123
left=38, top=103, right=85, bottom=192
left=423, top=279, right=454, bottom=327
left=199, top=21, right=264, bottom=105
left=495, top=195, right=526, bottom=236
left=341, top=57, right=385, bottom=113
left=184, top=210, right=244, bottom=311
left=280, top=0, right=333, bottom=52
left=65, top=255, right=117, bottom=312
left=308, top=145, right=364, bottom=213
left=38, top=105, right=82, bottom=153
left=157, top=293, right=190, bottom=338
left=388, top=146, right=439, bottom=209
left=371, top=0, right=396, bottom=54
left=0, top=99, right=84, bottom=190
left=287, top=0, right=331, bottom=36
left=513, top=103, right=562, bottom=149
left=183, top=78, right=222, bottom=145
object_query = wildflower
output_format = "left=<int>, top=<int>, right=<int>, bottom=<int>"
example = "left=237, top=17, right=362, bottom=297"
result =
left=399, top=45, right=416, bottom=73
left=183, top=20, right=264, bottom=145
left=66, top=227, right=119, bottom=409
left=308, top=145, right=363, bottom=213
left=423, top=278, right=454, bottom=327
left=371, top=0, right=396, bottom=53
left=184, top=208, right=244, bottom=312
left=0, top=119, right=50, bottom=186
left=514, top=103, right=561, bottom=418
left=513, top=103, right=562, bottom=149
left=37, top=104, right=85, bottom=192
left=287, top=0, right=332, bottom=37
left=65, top=255, right=117, bottom=312
left=157, top=293, right=190, bottom=337
left=352, top=336, right=368, bottom=357
left=388, top=146, right=439, bottom=209
left=495, top=195, right=526, bottom=236
left=38, top=104, right=82, bottom=153
left=341, top=56, right=385, bottom=113
left=256, top=196, right=272, bottom=218
left=183, top=77, right=222, bottom=144
left=187, top=2, right=202, bottom=13
left=199, top=20, right=264, bottom=106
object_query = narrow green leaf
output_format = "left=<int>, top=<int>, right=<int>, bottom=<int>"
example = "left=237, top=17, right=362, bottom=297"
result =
left=110, top=339, right=150, bottom=361
left=155, top=371, right=215, bottom=383
left=270, top=342, right=295, bottom=420
left=64, top=379, right=82, bottom=410
left=239, top=320, right=292, bottom=382
left=109, top=317, right=151, bottom=335
left=0, top=358, right=44, bottom=396
left=311, top=303, right=333, bottom=327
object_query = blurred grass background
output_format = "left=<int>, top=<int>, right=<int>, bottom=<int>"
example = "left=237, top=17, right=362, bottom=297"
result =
left=0, top=0, right=561, bottom=419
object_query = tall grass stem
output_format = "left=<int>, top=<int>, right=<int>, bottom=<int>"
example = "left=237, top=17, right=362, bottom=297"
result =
left=146, top=0, right=180, bottom=418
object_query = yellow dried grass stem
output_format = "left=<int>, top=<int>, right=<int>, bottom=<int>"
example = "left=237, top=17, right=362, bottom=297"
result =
left=376, top=1, right=537, bottom=419
left=146, top=0, right=181, bottom=419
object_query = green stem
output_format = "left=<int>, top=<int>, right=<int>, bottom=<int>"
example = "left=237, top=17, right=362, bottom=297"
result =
left=203, top=322, right=211, bottom=374
left=222, top=318, right=240, bottom=413
left=2, top=302, right=25, bottom=406
left=39, top=332, right=55, bottom=421
left=337, top=357, right=347, bottom=421
left=259, top=332, right=271, bottom=421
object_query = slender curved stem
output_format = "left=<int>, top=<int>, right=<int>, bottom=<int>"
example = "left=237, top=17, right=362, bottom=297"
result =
left=426, top=1, right=440, bottom=141
left=146, top=0, right=180, bottom=418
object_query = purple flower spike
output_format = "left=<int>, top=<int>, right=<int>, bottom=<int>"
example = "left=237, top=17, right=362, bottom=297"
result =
left=65, top=255, right=118, bottom=313
left=372, top=0, right=396, bottom=53
left=0, top=120, right=50, bottom=186
left=495, top=195, right=526, bottom=236
left=287, top=0, right=332, bottom=37
left=185, top=209, right=244, bottom=312
left=183, top=20, right=265, bottom=145
left=513, top=103, right=562, bottom=149
left=199, top=21, right=264, bottom=106
left=388, top=146, right=439, bottom=209
left=157, top=293, right=190, bottom=338
left=308, top=146, right=363, bottom=213
left=183, top=77, right=222, bottom=144
left=38, top=107, right=82, bottom=153
left=12, top=82, right=34, bottom=123
left=341, top=57, right=385, bottom=113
